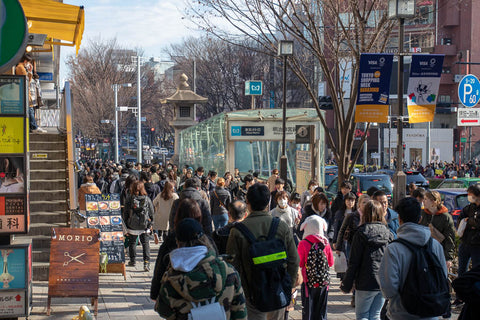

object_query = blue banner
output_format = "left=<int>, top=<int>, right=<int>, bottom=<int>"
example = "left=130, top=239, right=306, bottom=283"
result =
left=355, top=53, right=394, bottom=123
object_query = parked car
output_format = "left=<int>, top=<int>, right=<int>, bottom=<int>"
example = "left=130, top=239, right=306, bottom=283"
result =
left=326, top=173, right=393, bottom=202
left=436, top=177, right=480, bottom=189
left=375, top=170, right=429, bottom=194
left=324, top=165, right=338, bottom=188
left=433, top=188, right=468, bottom=223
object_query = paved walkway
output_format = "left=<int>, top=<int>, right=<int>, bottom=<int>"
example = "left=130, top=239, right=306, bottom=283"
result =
left=24, top=242, right=459, bottom=319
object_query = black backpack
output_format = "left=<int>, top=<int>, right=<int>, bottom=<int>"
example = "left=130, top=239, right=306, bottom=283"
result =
left=234, top=217, right=292, bottom=312
left=394, top=237, right=450, bottom=317
left=128, top=196, right=151, bottom=230
left=304, top=239, right=329, bottom=288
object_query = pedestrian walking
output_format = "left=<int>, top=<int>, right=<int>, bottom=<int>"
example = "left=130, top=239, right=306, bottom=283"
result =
left=213, top=200, right=247, bottom=255
left=458, top=184, right=480, bottom=277
left=152, top=181, right=178, bottom=243
left=372, top=191, right=399, bottom=238
left=77, top=174, right=101, bottom=214
left=210, top=177, right=232, bottom=230
left=298, top=193, right=334, bottom=242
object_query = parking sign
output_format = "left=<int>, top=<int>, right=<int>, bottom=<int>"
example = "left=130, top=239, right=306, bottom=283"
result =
left=458, top=74, right=480, bottom=107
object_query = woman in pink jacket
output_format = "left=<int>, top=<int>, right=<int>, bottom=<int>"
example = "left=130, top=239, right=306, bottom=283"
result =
left=298, top=215, right=334, bottom=320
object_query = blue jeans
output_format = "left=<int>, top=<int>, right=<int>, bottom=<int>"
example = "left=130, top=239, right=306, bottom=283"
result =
left=29, top=107, right=38, bottom=130
left=212, top=213, right=228, bottom=230
left=355, top=290, right=385, bottom=320
left=458, top=243, right=480, bottom=276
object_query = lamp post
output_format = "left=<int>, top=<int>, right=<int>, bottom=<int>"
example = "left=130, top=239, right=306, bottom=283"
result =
left=112, top=83, right=132, bottom=163
left=388, top=0, right=415, bottom=206
left=278, top=40, right=294, bottom=181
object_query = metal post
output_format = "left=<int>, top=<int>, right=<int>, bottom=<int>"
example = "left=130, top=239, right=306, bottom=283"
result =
left=380, top=123, right=385, bottom=168
left=393, top=17, right=407, bottom=207
left=426, top=121, right=430, bottom=165
left=113, top=84, right=119, bottom=163
left=469, top=126, right=472, bottom=161
left=136, top=57, right=142, bottom=164
left=388, top=114, right=391, bottom=169
left=280, top=55, right=288, bottom=181
left=363, top=122, right=368, bottom=168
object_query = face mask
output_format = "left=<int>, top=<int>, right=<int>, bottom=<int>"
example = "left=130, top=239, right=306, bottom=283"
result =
left=278, top=199, right=288, bottom=208
left=468, top=195, right=476, bottom=203
left=310, top=185, right=318, bottom=191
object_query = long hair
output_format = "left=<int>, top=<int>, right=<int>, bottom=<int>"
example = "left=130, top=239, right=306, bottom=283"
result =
left=168, top=169, right=177, bottom=182
left=174, top=198, right=202, bottom=231
left=124, top=175, right=137, bottom=194
left=340, top=192, right=357, bottom=212
left=160, top=181, right=174, bottom=201
left=130, top=180, right=147, bottom=196
left=361, top=200, right=385, bottom=224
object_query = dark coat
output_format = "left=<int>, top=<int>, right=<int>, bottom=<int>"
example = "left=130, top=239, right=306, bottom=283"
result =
left=452, top=265, right=480, bottom=320
left=144, top=182, right=161, bottom=202
left=330, top=191, right=344, bottom=218
left=460, top=203, right=480, bottom=246
left=297, top=203, right=334, bottom=242
left=210, top=186, right=231, bottom=216
left=341, top=222, right=393, bottom=292
left=335, top=211, right=361, bottom=252
left=168, top=187, right=213, bottom=236
left=213, top=221, right=239, bottom=255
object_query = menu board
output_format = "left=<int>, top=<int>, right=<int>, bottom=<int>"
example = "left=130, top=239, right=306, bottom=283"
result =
left=0, top=76, right=26, bottom=115
left=85, top=194, right=125, bottom=263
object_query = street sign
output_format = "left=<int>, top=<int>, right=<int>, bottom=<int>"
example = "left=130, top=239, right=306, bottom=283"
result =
left=457, top=108, right=480, bottom=126
left=116, top=106, right=128, bottom=112
left=461, top=137, right=467, bottom=143
left=245, top=80, right=263, bottom=95
left=141, top=117, right=146, bottom=122
left=100, top=120, right=110, bottom=124
left=458, top=74, right=480, bottom=107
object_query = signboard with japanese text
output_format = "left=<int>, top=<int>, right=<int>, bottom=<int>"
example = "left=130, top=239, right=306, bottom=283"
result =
left=85, top=194, right=125, bottom=263
left=407, top=54, right=444, bottom=123
left=457, top=108, right=480, bottom=126
left=0, top=117, right=24, bottom=153
left=296, top=150, right=313, bottom=194
left=0, top=76, right=26, bottom=115
left=48, top=227, right=100, bottom=297
left=229, top=121, right=321, bottom=141
left=355, top=53, right=394, bottom=123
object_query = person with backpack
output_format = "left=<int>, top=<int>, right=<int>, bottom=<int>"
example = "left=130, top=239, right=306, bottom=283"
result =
left=226, top=183, right=299, bottom=320
left=297, top=193, right=334, bottom=242
left=123, top=180, right=154, bottom=271
left=210, top=177, right=232, bottom=230
left=155, top=218, right=247, bottom=320
left=377, top=197, right=450, bottom=320
left=340, top=200, right=393, bottom=320
left=298, top=215, right=334, bottom=320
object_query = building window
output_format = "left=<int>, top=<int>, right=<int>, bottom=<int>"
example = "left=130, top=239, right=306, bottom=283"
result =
left=179, top=106, right=190, bottom=118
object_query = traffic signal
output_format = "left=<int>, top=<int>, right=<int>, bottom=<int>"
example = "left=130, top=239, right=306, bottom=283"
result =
left=319, top=96, right=333, bottom=110
left=150, top=127, right=155, bottom=132
left=402, top=144, right=406, bottom=150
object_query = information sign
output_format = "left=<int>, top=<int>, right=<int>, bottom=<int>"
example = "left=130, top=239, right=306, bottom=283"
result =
left=245, top=81, right=263, bottom=95
left=457, top=108, right=480, bottom=126
left=458, top=74, right=480, bottom=107
left=0, top=76, right=26, bottom=115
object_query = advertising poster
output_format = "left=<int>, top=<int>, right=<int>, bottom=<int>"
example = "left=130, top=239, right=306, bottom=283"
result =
left=407, top=54, right=444, bottom=123
left=0, top=156, right=25, bottom=194
left=0, top=117, right=24, bottom=153
left=85, top=194, right=125, bottom=263
left=0, top=247, right=26, bottom=290
left=0, top=196, right=26, bottom=233
left=0, top=290, right=25, bottom=316
left=0, top=76, right=26, bottom=115
left=355, top=53, right=394, bottom=123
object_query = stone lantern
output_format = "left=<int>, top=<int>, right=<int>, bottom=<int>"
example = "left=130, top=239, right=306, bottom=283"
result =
left=166, top=74, right=207, bottom=161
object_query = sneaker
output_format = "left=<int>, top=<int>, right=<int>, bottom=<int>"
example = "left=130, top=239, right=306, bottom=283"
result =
left=452, top=299, right=464, bottom=308
left=144, top=261, right=150, bottom=272
left=127, top=261, right=136, bottom=267
left=32, top=127, right=47, bottom=133
left=154, top=233, right=159, bottom=245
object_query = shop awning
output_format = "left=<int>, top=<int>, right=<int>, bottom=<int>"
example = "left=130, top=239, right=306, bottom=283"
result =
left=19, top=0, right=85, bottom=55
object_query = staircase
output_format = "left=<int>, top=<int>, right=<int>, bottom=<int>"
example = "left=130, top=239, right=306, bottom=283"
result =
left=24, top=132, right=69, bottom=281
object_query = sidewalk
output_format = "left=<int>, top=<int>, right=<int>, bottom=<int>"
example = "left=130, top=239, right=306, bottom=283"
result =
left=24, top=242, right=457, bottom=319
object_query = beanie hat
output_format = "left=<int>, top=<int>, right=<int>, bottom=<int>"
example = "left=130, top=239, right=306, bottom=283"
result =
left=300, top=215, right=327, bottom=239
left=176, top=218, right=204, bottom=242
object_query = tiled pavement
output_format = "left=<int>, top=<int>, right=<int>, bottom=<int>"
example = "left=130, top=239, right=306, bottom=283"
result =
left=23, top=242, right=459, bottom=319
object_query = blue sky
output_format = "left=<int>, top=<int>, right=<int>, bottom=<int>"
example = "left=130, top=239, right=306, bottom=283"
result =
left=61, top=0, right=199, bottom=80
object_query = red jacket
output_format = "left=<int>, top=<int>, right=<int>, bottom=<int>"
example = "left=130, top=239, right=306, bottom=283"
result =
left=298, top=234, right=334, bottom=289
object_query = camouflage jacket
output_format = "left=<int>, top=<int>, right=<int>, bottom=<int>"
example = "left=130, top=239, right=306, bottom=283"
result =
left=156, top=250, right=247, bottom=320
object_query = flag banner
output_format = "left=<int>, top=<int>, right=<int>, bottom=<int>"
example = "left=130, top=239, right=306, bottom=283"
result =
left=407, top=54, right=444, bottom=123
left=355, top=53, right=394, bottom=123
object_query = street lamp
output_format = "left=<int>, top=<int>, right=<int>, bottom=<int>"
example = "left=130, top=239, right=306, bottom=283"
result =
left=278, top=40, right=294, bottom=182
left=388, top=0, right=415, bottom=206
left=112, top=83, right=132, bottom=163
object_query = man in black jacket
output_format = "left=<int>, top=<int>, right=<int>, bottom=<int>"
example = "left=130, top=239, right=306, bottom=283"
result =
left=168, top=178, right=213, bottom=236
left=331, top=181, right=352, bottom=215
left=213, top=200, right=247, bottom=254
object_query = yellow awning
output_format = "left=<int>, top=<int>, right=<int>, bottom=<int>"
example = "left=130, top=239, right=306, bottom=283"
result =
left=19, top=0, right=85, bottom=55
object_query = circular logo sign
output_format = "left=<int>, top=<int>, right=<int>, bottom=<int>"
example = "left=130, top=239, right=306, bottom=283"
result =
left=0, top=0, right=28, bottom=74
left=458, top=74, right=480, bottom=108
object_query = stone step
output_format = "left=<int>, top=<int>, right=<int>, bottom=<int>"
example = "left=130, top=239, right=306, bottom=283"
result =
left=26, top=150, right=65, bottom=160
left=29, top=132, right=65, bottom=143
left=28, top=222, right=67, bottom=236
left=30, top=140, right=65, bottom=151
left=30, top=200, right=67, bottom=212
left=32, top=248, right=51, bottom=263
left=32, top=262, right=50, bottom=281
left=30, top=169, right=66, bottom=180
left=30, top=179, right=66, bottom=190
left=30, top=190, right=66, bottom=202
left=22, top=235, right=52, bottom=250
left=30, top=159, right=65, bottom=170
left=30, top=210, right=68, bottom=224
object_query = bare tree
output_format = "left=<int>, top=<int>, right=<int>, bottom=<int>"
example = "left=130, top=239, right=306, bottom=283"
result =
left=186, top=0, right=395, bottom=183
left=66, top=38, right=172, bottom=155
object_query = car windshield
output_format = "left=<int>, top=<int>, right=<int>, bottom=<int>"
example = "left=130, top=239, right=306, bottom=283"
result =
left=360, top=176, right=392, bottom=193
left=438, top=180, right=466, bottom=188
left=456, top=194, right=469, bottom=209
left=468, top=181, right=480, bottom=186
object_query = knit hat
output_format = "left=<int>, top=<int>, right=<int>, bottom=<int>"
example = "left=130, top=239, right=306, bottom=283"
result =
left=176, top=218, right=204, bottom=242
left=300, top=215, right=327, bottom=239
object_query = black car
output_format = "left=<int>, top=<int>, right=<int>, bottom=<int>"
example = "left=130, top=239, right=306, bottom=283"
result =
left=326, top=173, right=393, bottom=201
left=375, top=169, right=429, bottom=194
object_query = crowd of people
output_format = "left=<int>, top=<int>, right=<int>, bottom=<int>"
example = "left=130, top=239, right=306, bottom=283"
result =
left=75, top=160, right=480, bottom=320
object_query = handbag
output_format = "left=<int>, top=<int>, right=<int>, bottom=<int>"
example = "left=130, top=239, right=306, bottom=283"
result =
left=334, top=251, right=347, bottom=273
left=213, top=190, right=226, bottom=209
left=429, top=223, right=446, bottom=243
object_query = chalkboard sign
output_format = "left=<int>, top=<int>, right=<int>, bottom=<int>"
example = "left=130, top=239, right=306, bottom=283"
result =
left=85, top=194, right=125, bottom=263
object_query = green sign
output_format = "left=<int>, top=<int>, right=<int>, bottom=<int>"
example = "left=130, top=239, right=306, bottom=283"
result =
left=461, top=137, right=467, bottom=143
left=0, top=0, right=28, bottom=74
